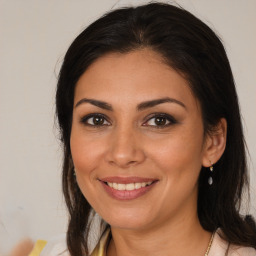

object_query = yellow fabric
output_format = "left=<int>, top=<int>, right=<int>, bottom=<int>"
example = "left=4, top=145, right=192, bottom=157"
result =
left=27, top=229, right=110, bottom=256
left=91, top=229, right=111, bottom=256
left=28, top=240, right=47, bottom=256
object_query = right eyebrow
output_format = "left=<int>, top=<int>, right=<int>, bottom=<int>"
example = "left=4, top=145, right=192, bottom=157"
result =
left=75, top=98, right=113, bottom=111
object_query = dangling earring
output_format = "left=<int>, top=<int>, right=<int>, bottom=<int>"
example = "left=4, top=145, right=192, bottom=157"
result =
left=73, top=168, right=77, bottom=179
left=208, top=161, right=214, bottom=185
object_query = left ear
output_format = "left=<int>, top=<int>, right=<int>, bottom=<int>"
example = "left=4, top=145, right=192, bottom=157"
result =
left=202, top=118, right=227, bottom=167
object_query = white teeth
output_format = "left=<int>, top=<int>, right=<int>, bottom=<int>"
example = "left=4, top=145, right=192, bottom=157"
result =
left=117, top=183, right=126, bottom=190
left=135, top=183, right=142, bottom=189
left=126, top=183, right=135, bottom=190
left=106, top=181, right=153, bottom=191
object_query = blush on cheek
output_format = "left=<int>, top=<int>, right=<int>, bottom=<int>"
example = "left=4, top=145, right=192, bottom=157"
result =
left=71, top=139, right=94, bottom=165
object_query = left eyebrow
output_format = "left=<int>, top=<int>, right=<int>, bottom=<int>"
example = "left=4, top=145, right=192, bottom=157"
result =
left=137, top=97, right=187, bottom=111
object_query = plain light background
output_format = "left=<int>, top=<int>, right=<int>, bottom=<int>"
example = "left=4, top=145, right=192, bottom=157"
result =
left=0, top=0, right=255, bottom=254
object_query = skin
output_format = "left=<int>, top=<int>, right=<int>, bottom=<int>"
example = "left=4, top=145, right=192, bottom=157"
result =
left=9, top=239, right=34, bottom=256
left=70, top=49, right=227, bottom=256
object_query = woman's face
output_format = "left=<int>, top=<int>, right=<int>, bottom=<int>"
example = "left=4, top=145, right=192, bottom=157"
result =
left=70, top=49, right=211, bottom=231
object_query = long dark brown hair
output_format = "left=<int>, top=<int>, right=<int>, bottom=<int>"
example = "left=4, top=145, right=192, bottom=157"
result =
left=56, top=3, right=256, bottom=255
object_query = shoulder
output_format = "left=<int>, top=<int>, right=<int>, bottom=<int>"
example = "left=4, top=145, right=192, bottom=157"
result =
left=209, top=229, right=256, bottom=256
left=228, top=244, right=256, bottom=256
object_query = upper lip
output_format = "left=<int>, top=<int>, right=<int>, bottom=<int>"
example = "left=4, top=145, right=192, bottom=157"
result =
left=99, top=176, right=158, bottom=184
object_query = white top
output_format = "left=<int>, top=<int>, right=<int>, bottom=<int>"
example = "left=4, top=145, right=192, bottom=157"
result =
left=209, top=230, right=256, bottom=256
left=39, top=229, right=256, bottom=256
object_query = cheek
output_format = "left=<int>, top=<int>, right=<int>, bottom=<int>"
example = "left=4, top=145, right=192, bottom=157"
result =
left=145, top=132, right=204, bottom=211
left=70, top=130, right=107, bottom=204
left=145, top=126, right=204, bottom=181
left=150, top=133, right=203, bottom=162
left=70, top=129, right=107, bottom=173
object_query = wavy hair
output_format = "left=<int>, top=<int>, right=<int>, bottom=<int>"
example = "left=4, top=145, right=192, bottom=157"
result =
left=56, top=3, right=256, bottom=255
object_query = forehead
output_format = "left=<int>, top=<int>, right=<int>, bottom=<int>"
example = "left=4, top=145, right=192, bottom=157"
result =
left=75, top=49, right=199, bottom=110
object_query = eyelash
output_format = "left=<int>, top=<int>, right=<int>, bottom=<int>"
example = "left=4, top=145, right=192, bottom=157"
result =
left=80, top=113, right=177, bottom=128
left=80, top=113, right=111, bottom=127
left=143, top=113, right=177, bottom=128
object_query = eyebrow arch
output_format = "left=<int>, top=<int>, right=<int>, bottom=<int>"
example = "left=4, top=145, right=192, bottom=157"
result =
left=75, top=98, right=113, bottom=111
left=75, top=97, right=186, bottom=111
left=137, top=97, right=187, bottom=111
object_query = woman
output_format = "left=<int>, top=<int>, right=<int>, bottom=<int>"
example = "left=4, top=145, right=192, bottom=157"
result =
left=32, top=2, right=256, bottom=256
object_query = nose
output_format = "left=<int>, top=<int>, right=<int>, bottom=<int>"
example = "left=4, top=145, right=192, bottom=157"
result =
left=105, top=126, right=146, bottom=168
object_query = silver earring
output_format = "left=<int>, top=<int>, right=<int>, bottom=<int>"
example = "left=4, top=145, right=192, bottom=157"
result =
left=208, top=162, right=214, bottom=185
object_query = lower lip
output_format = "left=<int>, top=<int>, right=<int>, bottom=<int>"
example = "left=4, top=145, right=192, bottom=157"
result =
left=101, top=181, right=157, bottom=200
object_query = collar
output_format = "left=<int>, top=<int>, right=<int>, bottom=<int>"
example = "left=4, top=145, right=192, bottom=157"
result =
left=91, top=228, right=111, bottom=256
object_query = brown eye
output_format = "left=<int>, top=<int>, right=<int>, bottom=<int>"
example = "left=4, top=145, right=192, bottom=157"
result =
left=143, top=113, right=177, bottom=128
left=155, top=117, right=168, bottom=126
left=80, top=114, right=110, bottom=126
left=92, top=116, right=105, bottom=125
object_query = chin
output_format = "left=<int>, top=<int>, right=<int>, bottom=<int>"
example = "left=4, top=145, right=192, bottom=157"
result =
left=98, top=207, right=156, bottom=231
left=108, top=219, right=151, bottom=231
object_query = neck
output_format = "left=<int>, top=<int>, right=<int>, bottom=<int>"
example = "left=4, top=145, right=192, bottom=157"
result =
left=107, top=211, right=211, bottom=256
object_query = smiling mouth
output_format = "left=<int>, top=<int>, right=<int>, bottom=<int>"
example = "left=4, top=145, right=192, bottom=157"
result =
left=105, top=181, right=154, bottom=191
left=99, top=177, right=158, bottom=200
